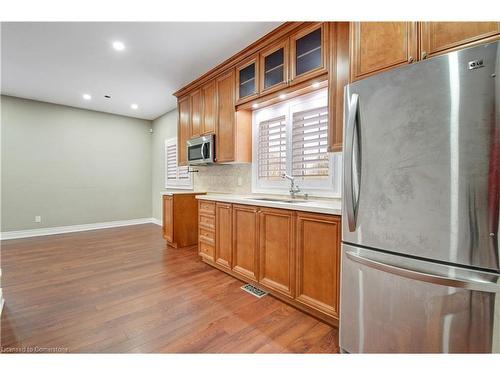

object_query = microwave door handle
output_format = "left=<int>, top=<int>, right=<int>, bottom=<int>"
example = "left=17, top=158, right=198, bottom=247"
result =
left=345, top=93, right=359, bottom=232
left=201, top=142, right=207, bottom=160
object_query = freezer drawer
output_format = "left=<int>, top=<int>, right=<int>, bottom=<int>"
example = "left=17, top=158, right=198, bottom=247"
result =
left=340, top=244, right=500, bottom=353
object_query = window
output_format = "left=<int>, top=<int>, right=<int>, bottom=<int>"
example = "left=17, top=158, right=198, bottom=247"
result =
left=292, top=105, right=329, bottom=178
left=252, top=88, right=341, bottom=197
left=258, top=115, right=286, bottom=180
left=165, top=138, right=192, bottom=189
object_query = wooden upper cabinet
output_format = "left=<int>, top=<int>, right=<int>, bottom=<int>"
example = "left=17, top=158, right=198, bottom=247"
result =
left=201, top=80, right=216, bottom=135
left=232, top=204, right=259, bottom=282
left=189, top=89, right=202, bottom=138
left=290, top=22, right=328, bottom=84
left=350, top=22, right=418, bottom=82
left=236, top=56, right=259, bottom=104
left=328, top=22, right=349, bottom=153
left=296, top=212, right=341, bottom=318
left=215, top=202, right=232, bottom=270
left=259, top=208, right=295, bottom=298
left=419, top=22, right=500, bottom=59
left=259, top=39, right=289, bottom=95
left=215, top=69, right=252, bottom=164
left=177, top=95, right=190, bottom=166
left=215, top=70, right=235, bottom=162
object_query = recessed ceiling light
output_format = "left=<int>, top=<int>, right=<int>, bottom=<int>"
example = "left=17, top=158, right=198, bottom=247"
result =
left=312, top=82, right=320, bottom=88
left=252, top=103, right=259, bottom=109
left=131, top=103, right=139, bottom=110
left=82, top=94, right=92, bottom=100
left=279, top=94, right=286, bottom=100
left=112, top=41, right=125, bottom=51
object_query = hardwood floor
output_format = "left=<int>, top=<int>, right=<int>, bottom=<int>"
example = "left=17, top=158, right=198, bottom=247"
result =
left=0, top=224, right=339, bottom=353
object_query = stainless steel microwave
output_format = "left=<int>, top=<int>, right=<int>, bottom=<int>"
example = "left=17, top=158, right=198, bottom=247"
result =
left=186, top=135, right=215, bottom=165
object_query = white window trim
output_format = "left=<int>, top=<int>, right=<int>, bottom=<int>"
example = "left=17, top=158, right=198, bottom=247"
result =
left=251, top=89, right=342, bottom=198
left=165, top=138, right=193, bottom=190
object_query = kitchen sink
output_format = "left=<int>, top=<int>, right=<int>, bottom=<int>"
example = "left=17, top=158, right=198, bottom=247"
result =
left=248, top=197, right=308, bottom=204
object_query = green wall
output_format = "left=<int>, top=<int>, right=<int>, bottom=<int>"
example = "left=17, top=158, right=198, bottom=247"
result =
left=1, top=95, right=153, bottom=231
left=150, top=109, right=178, bottom=222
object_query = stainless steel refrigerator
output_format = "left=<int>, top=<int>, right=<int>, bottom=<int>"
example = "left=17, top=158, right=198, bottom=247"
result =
left=340, top=41, right=500, bottom=353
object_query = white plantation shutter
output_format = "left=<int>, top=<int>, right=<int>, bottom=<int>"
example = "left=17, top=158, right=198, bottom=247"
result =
left=258, top=115, right=287, bottom=180
left=166, top=142, right=178, bottom=181
left=292, top=105, right=329, bottom=178
left=252, top=88, right=338, bottom=195
left=165, top=139, right=192, bottom=188
left=178, top=164, right=189, bottom=180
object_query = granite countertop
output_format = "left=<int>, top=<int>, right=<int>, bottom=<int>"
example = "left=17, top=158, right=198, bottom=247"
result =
left=196, top=193, right=341, bottom=215
left=162, top=190, right=207, bottom=196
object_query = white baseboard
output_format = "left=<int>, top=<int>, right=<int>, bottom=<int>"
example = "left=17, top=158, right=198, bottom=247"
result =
left=151, top=218, right=162, bottom=226
left=0, top=217, right=157, bottom=240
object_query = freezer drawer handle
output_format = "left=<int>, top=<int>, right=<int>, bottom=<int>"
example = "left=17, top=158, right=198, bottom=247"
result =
left=345, top=250, right=500, bottom=293
left=345, top=93, right=359, bottom=231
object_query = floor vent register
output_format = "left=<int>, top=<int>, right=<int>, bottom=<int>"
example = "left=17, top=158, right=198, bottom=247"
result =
left=240, top=284, right=268, bottom=298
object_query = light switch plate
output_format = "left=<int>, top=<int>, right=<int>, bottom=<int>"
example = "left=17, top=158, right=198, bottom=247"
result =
left=35, top=216, right=42, bottom=223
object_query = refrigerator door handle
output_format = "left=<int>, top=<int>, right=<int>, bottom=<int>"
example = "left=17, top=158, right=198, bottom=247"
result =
left=345, top=249, right=500, bottom=293
left=345, top=93, right=359, bottom=232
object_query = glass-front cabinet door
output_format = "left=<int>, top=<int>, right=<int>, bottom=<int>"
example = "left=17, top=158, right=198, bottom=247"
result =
left=259, top=39, right=289, bottom=95
left=236, top=56, right=259, bottom=104
left=290, top=23, right=328, bottom=84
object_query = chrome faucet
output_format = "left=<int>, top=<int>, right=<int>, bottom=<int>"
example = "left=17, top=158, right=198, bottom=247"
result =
left=282, top=173, right=301, bottom=198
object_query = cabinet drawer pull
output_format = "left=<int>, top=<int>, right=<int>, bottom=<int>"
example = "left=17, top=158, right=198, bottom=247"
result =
left=199, top=241, right=214, bottom=257
left=199, top=201, right=215, bottom=214
left=199, top=215, right=215, bottom=229
left=199, top=235, right=215, bottom=245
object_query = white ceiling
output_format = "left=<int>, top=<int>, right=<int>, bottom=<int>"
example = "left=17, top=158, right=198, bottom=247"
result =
left=1, top=22, right=281, bottom=120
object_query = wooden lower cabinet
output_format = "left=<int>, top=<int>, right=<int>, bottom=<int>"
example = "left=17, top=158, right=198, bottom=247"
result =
left=197, top=199, right=341, bottom=325
left=198, top=200, right=216, bottom=262
left=296, top=212, right=341, bottom=319
left=163, top=196, right=174, bottom=243
left=258, top=208, right=295, bottom=298
left=215, top=202, right=232, bottom=269
left=162, top=193, right=201, bottom=248
left=232, top=204, right=259, bottom=281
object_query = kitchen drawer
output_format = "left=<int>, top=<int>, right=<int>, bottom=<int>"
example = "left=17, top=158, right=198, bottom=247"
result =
left=199, top=214, right=215, bottom=230
left=199, top=201, right=216, bottom=215
left=199, top=241, right=215, bottom=261
left=199, top=228, right=215, bottom=245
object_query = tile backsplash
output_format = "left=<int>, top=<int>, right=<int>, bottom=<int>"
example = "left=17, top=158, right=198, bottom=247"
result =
left=193, top=164, right=252, bottom=194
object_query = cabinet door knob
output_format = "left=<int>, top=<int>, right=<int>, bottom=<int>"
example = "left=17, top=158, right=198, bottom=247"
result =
left=422, top=51, right=428, bottom=59
left=408, top=56, right=414, bottom=63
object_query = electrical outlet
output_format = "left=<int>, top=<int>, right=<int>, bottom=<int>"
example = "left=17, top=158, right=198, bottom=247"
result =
left=237, top=177, right=243, bottom=186
left=35, top=216, right=42, bottom=223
